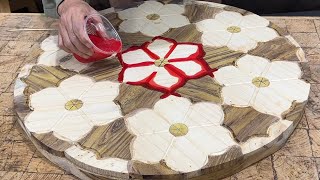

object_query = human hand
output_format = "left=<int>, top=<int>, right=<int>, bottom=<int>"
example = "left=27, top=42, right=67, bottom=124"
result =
left=58, top=0, right=96, bottom=58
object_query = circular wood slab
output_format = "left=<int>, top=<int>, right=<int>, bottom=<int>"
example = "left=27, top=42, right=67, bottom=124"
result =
left=14, top=1, right=311, bottom=179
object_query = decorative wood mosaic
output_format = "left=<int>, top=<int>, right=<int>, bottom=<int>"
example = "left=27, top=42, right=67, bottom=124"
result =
left=14, top=1, right=310, bottom=179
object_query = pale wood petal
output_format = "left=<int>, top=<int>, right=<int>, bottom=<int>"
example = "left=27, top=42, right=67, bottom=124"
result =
left=170, top=61, right=202, bottom=76
left=263, top=61, right=302, bottom=81
left=40, top=35, right=59, bottom=51
left=236, top=55, right=270, bottom=78
left=242, top=27, right=278, bottom=42
left=239, top=14, right=269, bottom=28
left=196, top=19, right=228, bottom=32
left=117, top=8, right=147, bottom=20
left=122, top=49, right=154, bottom=64
left=153, top=67, right=179, bottom=87
left=161, top=14, right=189, bottom=28
left=227, top=33, right=257, bottom=53
left=140, top=21, right=170, bottom=37
left=201, top=30, right=231, bottom=47
left=58, top=75, right=95, bottom=100
left=119, top=19, right=147, bottom=34
left=215, top=11, right=243, bottom=26
left=123, top=65, right=154, bottom=83
left=158, top=4, right=185, bottom=15
left=222, top=84, right=256, bottom=107
left=29, top=88, right=66, bottom=110
left=214, top=66, right=252, bottom=85
left=138, top=1, right=163, bottom=14
left=146, top=38, right=173, bottom=59
left=168, top=44, right=199, bottom=59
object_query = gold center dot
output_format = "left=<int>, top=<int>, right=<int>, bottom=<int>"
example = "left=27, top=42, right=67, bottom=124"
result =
left=227, top=26, right=241, bottom=33
left=154, top=58, right=169, bottom=67
left=146, top=13, right=160, bottom=20
left=252, top=77, right=270, bottom=88
left=169, top=123, right=188, bottom=137
left=65, top=99, right=83, bottom=111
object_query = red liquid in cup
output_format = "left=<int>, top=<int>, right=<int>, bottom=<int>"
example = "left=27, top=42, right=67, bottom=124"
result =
left=74, top=34, right=122, bottom=63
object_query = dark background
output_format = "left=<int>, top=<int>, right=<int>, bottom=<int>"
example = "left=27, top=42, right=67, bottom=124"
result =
left=6, top=0, right=320, bottom=16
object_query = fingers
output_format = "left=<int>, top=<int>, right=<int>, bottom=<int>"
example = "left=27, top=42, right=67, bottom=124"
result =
left=59, top=18, right=90, bottom=59
left=58, top=22, right=71, bottom=53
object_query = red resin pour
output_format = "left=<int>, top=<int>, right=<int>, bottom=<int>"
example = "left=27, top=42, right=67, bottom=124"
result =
left=74, top=34, right=122, bottom=63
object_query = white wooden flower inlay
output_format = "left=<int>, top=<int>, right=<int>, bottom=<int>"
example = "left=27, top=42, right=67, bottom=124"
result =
left=196, top=11, right=279, bottom=53
left=24, top=75, right=122, bottom=142
left=126, top=96, right=237, bottom=172
left=214, top=55, right=310, bottom=117
left=38, top=35, right=90, bottom=72
left=118, top=1, right=190, bottom=37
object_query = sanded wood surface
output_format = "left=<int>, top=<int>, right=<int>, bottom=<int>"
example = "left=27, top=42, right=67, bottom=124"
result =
left=0, top=3, right=319, bottom=180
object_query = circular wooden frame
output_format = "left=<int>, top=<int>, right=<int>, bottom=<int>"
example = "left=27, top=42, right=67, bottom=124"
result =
left=14, top=1, right=310, bottom=179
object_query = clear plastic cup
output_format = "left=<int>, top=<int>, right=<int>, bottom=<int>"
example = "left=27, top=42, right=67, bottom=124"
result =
left=74, top=14, right=122, bottom=63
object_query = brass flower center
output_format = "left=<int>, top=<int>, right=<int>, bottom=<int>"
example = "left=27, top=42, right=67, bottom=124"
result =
left=146, top=13, right=160, bottom=20
left=154, top=58, right=169, bottom=67
left=252, top=77, right=270, bottom=88
left=65, top=99, right=83, bottom=111
left=169, top=123, right=188, bottom=137
left=227, top=26, right=241, bottom=33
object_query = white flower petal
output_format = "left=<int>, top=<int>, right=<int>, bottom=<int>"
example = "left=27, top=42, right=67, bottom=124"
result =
left=119, top=18, right=147, bottom=33
left=81, top=102, right=122, bottom=125
left=59, top=55, right=90, bottom=73
left=222, top=84, right=256, bottom=106
left=122, top=49, right=154, bottom=65
left=65, top=146, right=129, bottom=173
left=242, top=27, right=278, bottom=42
left=37, top=50, right=70, bottom=66
left=29, top=88, right=66, bottom=110
left=161, top=14, right=189, bottom=28
left=117, top=8, right=147, bottom=20
left=263, top=61, right=302, bottom=81
left=196, top=19, right=229, bottom=32
left=252, top=79, right=310, bottom=116
left=239, top=14, right=270, bottom=28
left=167, top=44, right=199, bottom=60
left=126, top=109, right=171, bottom=135
left=215, top=11, right=243, bottom=26
left=80, top=81, right=120, bottom=103
left=227, top=33, right=257, bottom=53
left=25, top=108, right=66, bottom=133
left=132, top=133, right=172, bottom=163
left=146, top=38, right=174, bottom=59
left=138, top=1, right=163, bottom=14
left=187, top=126, right=236, bottom=155
left=158, top=4, right=185, bottom=15
left=272, top=79, right=310, bottom=103
left=123, top=65, right=155, bottom=83
left=154, top=96, right=192, bottom=124
left=58, top=75, right=95, bottom=100
left=41, top=35, right=59, bottom=51
left=201, top=30, right=232, bottom=47
left=236, top=55, right=270, bottom=78
left=185, top=102, right=224, bottom=127
left=165, top=137, right=207, bottom=172
left=170, top=60, right=202, bottom=76
left=140, top=21, right=170, bottom=37
left=53, top=113, right=93, bottom=141
left=214, top=66, right=253, bottom=85
left=153, top=67, right=179, bottom=88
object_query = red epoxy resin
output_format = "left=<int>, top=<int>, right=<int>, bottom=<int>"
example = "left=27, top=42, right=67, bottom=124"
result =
left=74, top=34, right=122, bottom=63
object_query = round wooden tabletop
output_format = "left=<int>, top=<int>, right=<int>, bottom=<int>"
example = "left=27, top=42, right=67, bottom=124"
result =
left=14, top=1, right=310, bottom=179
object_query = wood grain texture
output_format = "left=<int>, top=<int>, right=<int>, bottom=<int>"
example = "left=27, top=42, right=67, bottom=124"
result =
left=33, top=132, right=72, bottom=156
left=129, top=160, right=177, bottom=178
left=184, top=3, right=222, bottom=23
left=223, top=5, right=250, bottom=15
left=269, top=22, right=289, bottom=36
left=114, top=83, right=162, bottom=115
left=80, top=57, right=122, bottom=82
left=162, top=24, right=202, bottom=43
left=205, top=145, right=243, bottom=167
left=282, top=101, right=307, bottom=127
left=176, top=76, right=222, bottom=103
left=203, top=46, right=244, bottom=69
left=80, top=118, right=134, bottom=160
left=223, top=105, right=279, bottom=142
left=249, top=37, right=299, bottom=61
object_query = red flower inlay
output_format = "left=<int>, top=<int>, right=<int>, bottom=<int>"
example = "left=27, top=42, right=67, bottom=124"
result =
left=118, top=37, right=216, bottom=98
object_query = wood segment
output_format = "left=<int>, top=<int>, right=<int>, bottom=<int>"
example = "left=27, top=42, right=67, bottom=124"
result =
left=33, top=133, right=72, bottom=156
left=205, top=145, right=243, bottom=167
left=223, top=105, right=279, bottom=142
left=80, top=57, right=122, bottom=82
left=80, top=118, right=134, bottom=160
left=162, top=24, right=202, bottom=43
left=249, top=37, right=299, bottom=61
left=176, top=76, right=222, bottom=103
left=203, top=46, right=244, bottom=69
left=184, top=3, right=222, bottom=23
left=282, top=101, right=308, bottom=127
left=114, top=83, right=162, bottom=115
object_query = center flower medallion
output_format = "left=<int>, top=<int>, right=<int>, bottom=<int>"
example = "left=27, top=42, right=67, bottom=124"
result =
left=65, top=99, right=83, bottom=111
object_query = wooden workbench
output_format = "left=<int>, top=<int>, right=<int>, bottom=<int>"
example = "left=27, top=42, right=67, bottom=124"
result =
left=0, top=12, right=320, bottom=179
